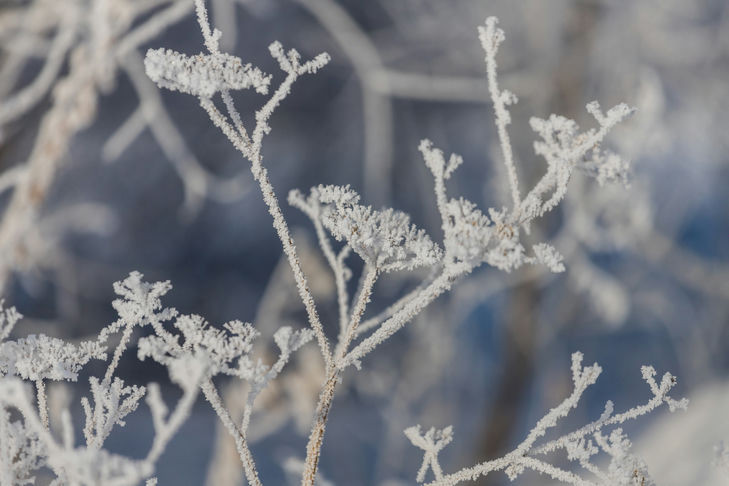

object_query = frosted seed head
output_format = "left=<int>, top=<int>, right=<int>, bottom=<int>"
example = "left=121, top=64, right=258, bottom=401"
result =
left=144, top=48, right=271, bottom=98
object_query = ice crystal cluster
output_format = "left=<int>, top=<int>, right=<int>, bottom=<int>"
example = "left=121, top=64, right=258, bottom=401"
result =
left=290, top=185, right=442, bottom=273
left=0, top=2, right=691, bottom=486
left=0, top=335, right=105, bottom=383
left=144, top=49, right=271, bottom=98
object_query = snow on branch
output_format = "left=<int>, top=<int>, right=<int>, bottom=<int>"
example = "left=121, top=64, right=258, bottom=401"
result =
left=98, top=271, right=179, bottom=386
left=479, top=17, right=636, bottom=228
left=134, top=286, right=312, bottom=394
left=138, top=316, right=260, bottom=390
left=0, top=400, right=44, bottom=486
left=135, top=7, right=653, bottom=486
left=412, top=17, right=633, bottom=277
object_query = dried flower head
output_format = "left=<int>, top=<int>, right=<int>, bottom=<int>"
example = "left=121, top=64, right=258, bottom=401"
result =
left=137, top=316, right=259, bottom=388
left=0, top=335, right=106, bottom=382
left=144, top=48, right=271, bottom=98
left=307, top=185, right=442, bottom=272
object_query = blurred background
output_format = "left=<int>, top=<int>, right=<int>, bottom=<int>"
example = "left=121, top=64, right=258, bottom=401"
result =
left=1, top=0, right=728, bottom=484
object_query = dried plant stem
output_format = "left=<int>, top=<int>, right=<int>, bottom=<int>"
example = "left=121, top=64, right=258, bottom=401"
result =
left=335, top=267, right=377, bottom=360
left=303, top=266, right=377, bottom=485
left=35, top=379, right=48, bottom=430
left=313, top=216, right=349, bottom=339
left=200, top=81, right=333, bottom=371
left=201, top=380, right=262, bottom=486
left=304, top=264, right=463, bottom=485
left=344, top=263, right=470, bottom=367
left=145, top=386, right=199, bottom=466
left=246, top=76, right=335, bottom=370
left=480, top=17, right=521, bottom=212
left=250, top=159, right=333, bottom=371
left=302, top=372, right=338, bottom=486
left=103, top=323, right=134, bottom=386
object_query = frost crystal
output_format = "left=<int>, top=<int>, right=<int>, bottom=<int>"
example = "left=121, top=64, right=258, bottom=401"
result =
left=596, top=429, right=655, bottom=486
left=0, top=335, right=106, bottom=382
left=138, top=315, right=260, bottom=388
left=103, top=271, right=178, bottom=339
left=531, top=243, right=566, bottom=273
left=81, top=377, right=146, bottom=448
left=144, top=48, right=271, bottom=98
left=419, top=139, right=463, bottom=181
left=442, top=198, right=495, bottom=266
left=522, top=101, right=635, bottom=220
left=48, top=447, right=151, bottom=486
left=244, top=326, right=315, bottom=408
left=0, top=408, right=45, bottom=485
left=419, top=142, right=569, bottom=275
left=306, top=185, right=442, bottom=272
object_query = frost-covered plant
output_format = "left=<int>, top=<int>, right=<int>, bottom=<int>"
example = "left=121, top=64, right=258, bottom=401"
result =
left=405, top=352, right=687, bottom=485
left=0, top=331, right=106, bottom=429
left=135, top=3, right=683, bottom=485
left=290, top=184, right=442, bottom=273
left=0, top=2, right=689, bottom=485
left=0, top=268, right=310, bottom=485
left=0, top=405, right=45, bottom=486
left=81, top=376, right=146, bottom=449
left=144, top=48, right=271, bottom=98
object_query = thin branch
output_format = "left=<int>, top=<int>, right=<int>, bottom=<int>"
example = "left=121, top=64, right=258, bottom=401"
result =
left=201, top=380, right=263, bottom=486
left=479, top=17, right=521, bottom=212
left=35, top=379, right=48, bottom=430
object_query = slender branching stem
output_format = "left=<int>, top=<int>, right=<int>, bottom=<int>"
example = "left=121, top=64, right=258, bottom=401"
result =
left=344, top=263, right=470, bottom=367
left=303, top=266, right=378, bottom=485
left=301, top=371, right=339, bottom=486
left=313, top=217, right=350, bottom=339
left=480, top=17, right=521, bottom=213
left=103, top=323, right=134, bottom=386
left=144, top=386, right=199, bottom=465
left=249, top=158, right=333, bottom=371
left=335, top=266, right=377, bottom=361
left=201, top=380, right=263, bottom=486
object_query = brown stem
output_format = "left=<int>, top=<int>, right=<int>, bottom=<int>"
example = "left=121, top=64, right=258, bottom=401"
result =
left=301, top=372, right=339, bottom=486
left=302, top=266, right=377, bottom=485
